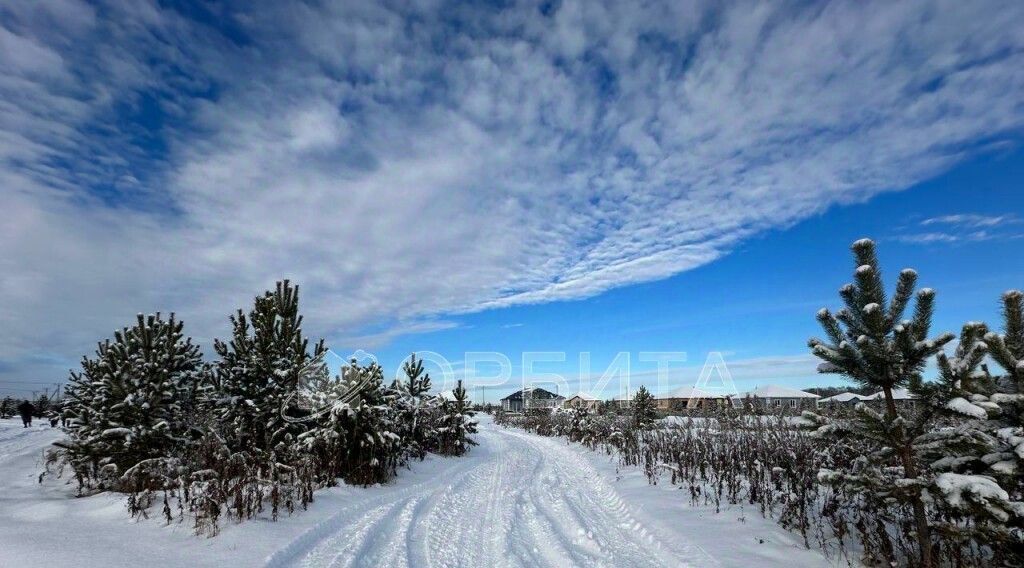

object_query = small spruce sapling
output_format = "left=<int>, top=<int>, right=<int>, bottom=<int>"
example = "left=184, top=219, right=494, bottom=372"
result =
left=631, top=385, right=658, bottom=429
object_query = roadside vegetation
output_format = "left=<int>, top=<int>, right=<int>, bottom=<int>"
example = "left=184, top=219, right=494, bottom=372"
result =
left=498, top=239, right=1024, bottom=567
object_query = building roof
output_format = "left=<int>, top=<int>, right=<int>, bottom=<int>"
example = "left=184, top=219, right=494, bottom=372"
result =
left=743, top=385, right=820, bottom=399
left=501, top=387, right=564, bottom=401
left=437, top=390, right=457, bottom=402
left=819, top=392, right=865, bottom=403
left=864, top=388, right=915, bottom=400
left=656, top=385, right=726, bottom=400
left=565, top=391, right=598, bottom=401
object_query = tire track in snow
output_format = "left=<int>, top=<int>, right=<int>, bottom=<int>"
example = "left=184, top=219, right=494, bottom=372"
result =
left=272, top=417, right=711, bottom=568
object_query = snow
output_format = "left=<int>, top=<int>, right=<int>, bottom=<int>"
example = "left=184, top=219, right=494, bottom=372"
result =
left=436, top=389, right=458, bottom=402
left=743, top=385, right=820, bottom=399
left=946, top=397, right=988, bottom=419
left=656, top=385, right=725, bottom=400
left=862, top=388, right=915, bottom=401
left=934, top=473, right=1013, bottom=522
left=0, top=417, right=834, bottom=567
left=564, top=391, right=598, bottom=401
left=817, top=392, right=864, bottom=403
left=815, top=362, right=841, bottom=373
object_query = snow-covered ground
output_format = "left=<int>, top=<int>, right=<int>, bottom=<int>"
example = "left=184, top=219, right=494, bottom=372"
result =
left=0, top=416, right=838, bottom=567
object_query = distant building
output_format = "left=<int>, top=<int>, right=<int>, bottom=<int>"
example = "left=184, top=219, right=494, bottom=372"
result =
left=655, top=386, right=727, bottom=411
left=563, top=391, right=599, bottom=410
left=501, top=387, right=565, bottom=412
left=817, top=392, right=866, bottom=408
left=863, top=388, right=917, bottom=409
left=742, top=385, right=820, bottom=409
left=612, top=391, right=634, bottom=409
left=437, top=390, right=458, bottom=403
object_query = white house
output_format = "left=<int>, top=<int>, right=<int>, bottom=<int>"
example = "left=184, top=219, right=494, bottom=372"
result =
left=742, top=385, right=820, bottom=409
left=817, top=392, right=866, bottom=408
left=863, top=388, right=917, bottom=409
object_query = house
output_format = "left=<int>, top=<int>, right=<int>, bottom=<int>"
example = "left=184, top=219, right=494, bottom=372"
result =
left=612, top=391, right=634, bottom=409
left=437, top=390, right=458, bottom=403
left=742, top=385, right=820, bottom=409
left=563, top=391, right=599, bottom=410
left=863, top=388, right=917, bottom=409
left=817, top=392, right=866, bottom=408
left=501, top=387, right=565, bottom=412
left=655, top=385, right=727, bottom=411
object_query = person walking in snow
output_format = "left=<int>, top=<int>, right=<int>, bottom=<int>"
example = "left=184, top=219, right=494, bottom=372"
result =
left=17, top=400, right=34, bottom=428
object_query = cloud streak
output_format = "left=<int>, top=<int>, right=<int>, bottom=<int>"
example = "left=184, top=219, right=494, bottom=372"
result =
left=2, top=0, right=1024, bottom=388
left=892, top=213, right=1022, bottom=244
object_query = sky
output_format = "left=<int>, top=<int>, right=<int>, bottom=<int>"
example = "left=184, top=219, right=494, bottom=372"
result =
left=1, top=0, right=1023, bottom=401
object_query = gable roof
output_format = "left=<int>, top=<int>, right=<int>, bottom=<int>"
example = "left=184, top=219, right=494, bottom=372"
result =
left=437, top=390, right=458, bottom=402
left=565, top=391, right=597, bottom=401
left=501, top=387, right=564, bottom=401
left=743, top=385, right=820, bottom=398
left=819, top=392, right=865, bottom=403
left=864, top=388, right=915, bottom=400
left=656, top=385, right=726, bottom=400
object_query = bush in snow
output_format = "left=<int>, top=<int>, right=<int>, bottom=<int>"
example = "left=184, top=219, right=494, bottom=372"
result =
left=55, top=313, right=205, bottom=491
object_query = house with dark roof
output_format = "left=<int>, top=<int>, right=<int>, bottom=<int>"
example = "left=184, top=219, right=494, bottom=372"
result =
left=501, top=387, right=565, bottom=412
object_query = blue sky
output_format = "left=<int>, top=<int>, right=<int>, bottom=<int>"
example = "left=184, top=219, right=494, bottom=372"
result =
left=1, top=1, right=1023, bottom=400
left=366, top=149, right=1024, bottom=400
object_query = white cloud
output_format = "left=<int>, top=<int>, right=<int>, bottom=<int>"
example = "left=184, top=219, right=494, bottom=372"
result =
left=2, top=0, right=1024, bottom=388
left=893, top=213, right=1022, bottom=243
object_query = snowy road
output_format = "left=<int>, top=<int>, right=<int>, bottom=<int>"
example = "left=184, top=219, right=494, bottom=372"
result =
left=268, top=418, right=712, bottom=568
left=1, top=416, right=833, bottom=567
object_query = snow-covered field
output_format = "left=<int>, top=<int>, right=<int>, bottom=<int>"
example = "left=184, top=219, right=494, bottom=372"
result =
left=0, top=416, right=836, bottom=567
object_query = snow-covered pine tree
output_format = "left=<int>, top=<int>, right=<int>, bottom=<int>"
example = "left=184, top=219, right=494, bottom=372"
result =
left=436, top=380, right=478, bottom=456
left=809, top=238, right=954, bottom=567
left=57, top=313, right=204, bottom=490
left=910, top=319, right=1024, bottom=564
left=632, top=386, right=657, bottom=429
left=333, top=358, right=403, bottom=485
left=981, top=290, right=1024, bottom=494
left=213, top=280, right=327, bottom=454
left=394, top=354, right=436, bottom=460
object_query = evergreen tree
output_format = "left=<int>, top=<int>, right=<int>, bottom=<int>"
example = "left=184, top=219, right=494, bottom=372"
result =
left=34, top=393, right=51, bottom=418
left=909, top=293, right=1024, bottom=563
left=393, top=354, right=435, bottom=460
left=213, top=280, right=327, bottom=454
left=631, top=385, right=657, bottom=429
left=57, top=313, right=204, bottom=490
left=436, top=380, right=478, bottom=456
left=0, top=396, right=13, bottom=418
left=336, top=359, right=403, bottom=484
left=809, top=238, right=954, bottom=567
